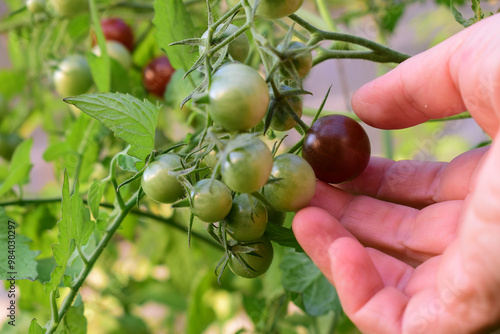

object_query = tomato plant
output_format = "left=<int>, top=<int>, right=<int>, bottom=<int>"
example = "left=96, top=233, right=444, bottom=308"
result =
left=263, top=153, right=316, bottom=212
left=26, top=0, right=45, bottom=13
left=92, top=41, right=132, bottom=70
left=190, top=179, right=232, bottom=223
left=93, top=18, right=134, bottom=52
left=48, top=0, right=87, bottom=16
left=200, top=24, right=250, bottom=63
left=208, top=63, right=270, bottom=131
left=269, top=85, right=304, bottom=131
left=141, top=153, right=186, bottom=204
left=225, top=194, right=268, bottom=242
left=53, top=54, right=93, bottom=97
left=221, top=136, right=273, bottom=193
left=142, top=56, right=175, bottom=97
left=302, top=114, right=371, bottom=183
left=249, top=0, right=304, bottom=19
left=1, top=0, right=452, bottom=331
left=278, top=41, right=313, bottom=78
left=229, top=236, right=274, bottom=278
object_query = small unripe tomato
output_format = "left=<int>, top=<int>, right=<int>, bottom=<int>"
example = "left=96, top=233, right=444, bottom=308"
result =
left=200, top=24, right=250, bottom=63
left=278, top=41, right=313, bottom=79
left=53, top=54, right=93, bottom=97
left=262, top=153, right=316, bottom=212
left=221, top=137, right=273, bottom=193
left=270, top=85, right=303, bottom=132
left=302, top=114, right=371, bottom=183
left=229, top=236, right=274, bottom=278
left=92, top=41, right=132, bottom=70
left=26, top=0, right=45, bottom=13
left=225, top=194, right=268, bottom=242
left=49, top=0, right=88, bottom=17
left=190, top=179, right=232, bottom=223
left=142, top=56, right=175, bottom=98
left=92, top=18, right=134, bottom=52
left=248, top=0, right=303, bottom=19
left=141, top=153, right=186, bottom=204
left=208, top=63, right=269, bottom=132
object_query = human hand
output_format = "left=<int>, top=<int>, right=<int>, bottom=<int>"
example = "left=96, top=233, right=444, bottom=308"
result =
left=293, top=14, right=500, bottom=334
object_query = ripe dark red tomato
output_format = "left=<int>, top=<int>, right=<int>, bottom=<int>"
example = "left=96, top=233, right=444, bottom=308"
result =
left=92, top=18, right=134, bottom=52
left=302, top=114, right=370, bottom=184
left=142, top=56, right=175, bottom=98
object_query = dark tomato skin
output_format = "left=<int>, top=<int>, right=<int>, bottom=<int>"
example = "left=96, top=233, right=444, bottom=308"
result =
left=302, top=114, right=370, bottom=184
left=142, top=56, right=175, bottom=98
left=92, top=18, right=134, bottom=52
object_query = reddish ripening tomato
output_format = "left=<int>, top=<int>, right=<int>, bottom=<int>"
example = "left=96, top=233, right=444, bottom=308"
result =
left=92, top=18, right=134, bottom=52
left=142, top=56, right=175, bottom=98
left=302, top=114, right=371, bottom=184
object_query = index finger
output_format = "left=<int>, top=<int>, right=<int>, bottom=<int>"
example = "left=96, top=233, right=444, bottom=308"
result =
left=352, top=14, right=500, bottom=136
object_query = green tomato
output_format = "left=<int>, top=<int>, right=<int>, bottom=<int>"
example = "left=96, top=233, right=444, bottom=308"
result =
left=221, top=137, right=273, bottom=193
left=278, top=41, right=313, bottom=78
left=229, top=236, right=274, bottom=278
left=141, top=153, right=186, bottom=204
left=26, top=0, right=45, bottom=13
left=208, top=63, right=270, bottom=132
left=225, top=194, right=268, bottom=242
left=0, top=133, right=22, bottom=161
left=53, top=55, right=93, bottom=97
left=200, top=24, right=250, bottom=63
left=262, top=153, right=316, bottom=212
left=249, top=0, right=303, bottom=19
left=190, top=179, right=232, bottom=223
left=270, top=85, right=303, bottom=132
left=92, top=41, right=132, bottom=70
left=49, top=0, right=88, bottom=17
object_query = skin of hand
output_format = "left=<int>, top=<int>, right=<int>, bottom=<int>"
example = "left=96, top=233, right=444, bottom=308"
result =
left=292, top=13, right=500, bottom=334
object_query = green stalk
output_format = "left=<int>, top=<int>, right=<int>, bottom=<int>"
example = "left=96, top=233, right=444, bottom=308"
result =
left=45, top=190, right=141, bottom=334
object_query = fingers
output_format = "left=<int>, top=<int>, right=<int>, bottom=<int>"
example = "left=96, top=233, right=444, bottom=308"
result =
left=309, top=182, right=459, bottom=264
left=352, top=14, right=500, bottom=136
left=337, top=146, right=488, bottom=207
left=329, top=237, right=409, bottom=334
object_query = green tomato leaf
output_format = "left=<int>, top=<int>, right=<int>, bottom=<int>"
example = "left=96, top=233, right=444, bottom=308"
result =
left=88, top=180, right=105, bottom=220
left=280, top=251, right=340, bottom=316
left=71, top=181, right=94, bottom=246
left=64, top=93, right=159, bottom=167
left=153, top=0, right=196, bottom=70
left=0, top=208, right=40, bottom=280
left=0, top=138, right=33, bottom=197
left=29, top=318, right=46, bottom=334
left=54, top=296, right=87, bottom=334
left=265, top=224, right=303, bottom=252
left=44, top=171, right=76, bottom=294
left=117, top=153, right=140, bottom=172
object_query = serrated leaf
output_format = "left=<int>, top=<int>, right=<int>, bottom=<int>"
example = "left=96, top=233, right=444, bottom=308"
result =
left=265, top=224, right=303, bottom=252
left=88, top=180, right=105, bottom=220
left=0, top=208, right=40, bottom=280
left=117, top=153, right=140, bottom=172
left=72, top=181, right=93, bottom=246
left=280, top=251, right=340, bottom=316
left=153, top=0, right=197, bottom=70
left=44, top=172, right=76, bottom=294
left=64, top=93, right=159, bottom=167
left=29, top=318, right=46, bottom=334
left=0, top=138, right=33, bottom=197
left=54, top=297, right=87, bottom=334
